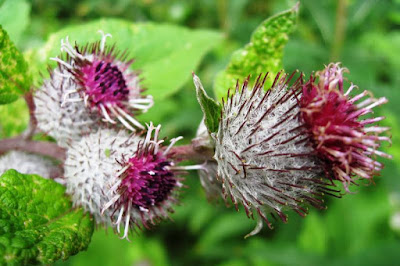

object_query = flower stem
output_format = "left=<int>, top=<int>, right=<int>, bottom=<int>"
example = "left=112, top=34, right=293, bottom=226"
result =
left=168, top=144, right=214, bottom=162
left=0, top=137, right=66, bottom=161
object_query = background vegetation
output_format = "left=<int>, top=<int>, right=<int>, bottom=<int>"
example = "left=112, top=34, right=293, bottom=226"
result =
left=0, top=0, right=399, bottom=265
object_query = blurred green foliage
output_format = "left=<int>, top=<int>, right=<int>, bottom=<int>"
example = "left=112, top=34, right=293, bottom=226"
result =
left=0, top=0, right=399, bottom=265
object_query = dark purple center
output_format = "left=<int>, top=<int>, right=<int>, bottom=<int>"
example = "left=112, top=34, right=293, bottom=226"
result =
left=117, top=152, right=176, bottom=210
left=80, top=60, right=130, bottom=107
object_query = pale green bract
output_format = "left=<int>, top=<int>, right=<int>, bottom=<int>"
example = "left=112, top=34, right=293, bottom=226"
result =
left=213, top=3, right=299, bottom=101
left=25, top=18, right=223, bottom=101
left=0, top=170, right=94, bottom=265
left=193, top=74, right=222, bottom=133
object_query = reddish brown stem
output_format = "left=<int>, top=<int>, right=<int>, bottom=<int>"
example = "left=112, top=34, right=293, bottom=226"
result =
left=0, top=137, right=66, bottom=161
left=0, top=136, right=212, bottom=165
left=168, top=144, right=214, bottom=162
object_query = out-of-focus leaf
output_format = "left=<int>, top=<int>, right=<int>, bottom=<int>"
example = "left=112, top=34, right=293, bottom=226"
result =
left=302, top=0, right=335, bottom=44
left=0, top=26, right=31, bottom=105
left=245, top=239, right=324, bottom=266
left=324, top=188, right=392, bottom=257
left=283, top=39, right=328, bottom=75
left=362, top=31, right=400, bottom=71
left=0, top=0, right=30, bottom=46
left=213, top=3, right=299, bottom=101
left=0, top=170, right=94, bottom=265
left=196, top=212, right=254, bottom=250
left=0, top=98, right=28, bottom=138
left=57, top=230, right=169, bottom=266
left=297, top=212, right=327, bottom=255
left=193, top=74, right=221, bottom=133
left=27, top=19, right=223, bottom=100
left=348, top=0, right=379, bottom=30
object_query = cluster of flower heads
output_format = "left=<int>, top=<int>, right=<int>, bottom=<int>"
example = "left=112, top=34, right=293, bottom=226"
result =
left=33, top=31, right=185, bottom=239
left=193, top=63, right=391, bottom=236
left=30, top=31, right=391, bottom=239
left=34, top=31, right=153, bottom=146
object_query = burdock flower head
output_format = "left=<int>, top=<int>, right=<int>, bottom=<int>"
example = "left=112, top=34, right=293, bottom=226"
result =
left=65, top=124, right=183, bottom=240
left=35, top=67, right=101, bottom=146
left=194, top=73, right=337, bottom=236
left=49, top=31, right=153, bottom=131
left=300, top=63, right=391, bottom=190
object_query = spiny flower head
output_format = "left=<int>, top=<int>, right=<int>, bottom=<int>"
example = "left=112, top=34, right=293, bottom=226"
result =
left=300, top=63, right=391, bottom=190
left=102, top=124, right=184, bottom=240
left=0, top=151, right=58, bottom=179
left=64, top=124, right=183, bottom=240
left=65, top=128, right=138, bottom=225
left=34, top=67, right=100, bottom=147
left=194, top=73, right=338, bottom=236
left=50, top=31, right=153, bottom=131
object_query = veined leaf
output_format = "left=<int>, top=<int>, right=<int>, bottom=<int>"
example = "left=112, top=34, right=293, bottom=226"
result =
left=0, top=26, right=31, bottom=105
left=213, top=3, right=299, bottom=101
left=0, top=170, right=94, bottom=265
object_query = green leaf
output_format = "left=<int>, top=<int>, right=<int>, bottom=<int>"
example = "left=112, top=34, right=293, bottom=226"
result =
left=213, top=3, right=299, bottom=101
left=26, top=19, right=223, bottom=100
left=0, top=97, right=29, bottom=138
left=193, top=74, right=222, bottom=133
left=0, top=170, right=94, bottom=265
left=297, top=213, right=327, bottom=255
left=0, top=0, right=31, bottom=46
left=61, top=231, right=169, bottom=266
left=0, top=25, right=31, bottom=105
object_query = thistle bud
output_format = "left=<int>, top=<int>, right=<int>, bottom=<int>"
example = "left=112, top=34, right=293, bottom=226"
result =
left=207, top=73, right=336, bottom=236
left=64, top=124, right=183, bottom=240
left=34, top=67, right=100, bottom=147
left=47, top=31, right=153, bottom=132
left=300, top=63, right=391, bottom=191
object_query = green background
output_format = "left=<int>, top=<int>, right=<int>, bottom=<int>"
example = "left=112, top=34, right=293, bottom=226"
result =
left=0, top=0, right=399, bottom=265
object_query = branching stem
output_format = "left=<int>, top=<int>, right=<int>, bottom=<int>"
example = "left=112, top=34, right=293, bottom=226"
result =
left=0, top=138, right=214, bottom=165
left=0, top=137, right=66, bottom=161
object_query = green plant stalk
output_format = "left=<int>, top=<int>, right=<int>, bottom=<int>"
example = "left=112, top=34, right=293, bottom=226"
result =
left=331, top=0, right=348, bottom=61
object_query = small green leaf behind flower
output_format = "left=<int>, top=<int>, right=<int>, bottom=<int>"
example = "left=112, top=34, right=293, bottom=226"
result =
left=0, top=25, right=31, bottom=105
left=213, top=3, right=299, bottom=101
left=193, top=74, right=222, bottom=133
left=0, top=170, right=94, bottom=265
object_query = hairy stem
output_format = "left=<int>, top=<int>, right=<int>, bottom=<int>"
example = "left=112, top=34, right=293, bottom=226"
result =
left=0, top=137, right=66, bottom=161
left=168, top=144, right=214, bottom=162
left=0, top=137, right=212, bottom=164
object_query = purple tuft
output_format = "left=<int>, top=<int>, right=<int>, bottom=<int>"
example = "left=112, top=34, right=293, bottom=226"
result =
left=116, top=152, right=176, bottom=211
left=80, top=60, right=130, bottom=109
